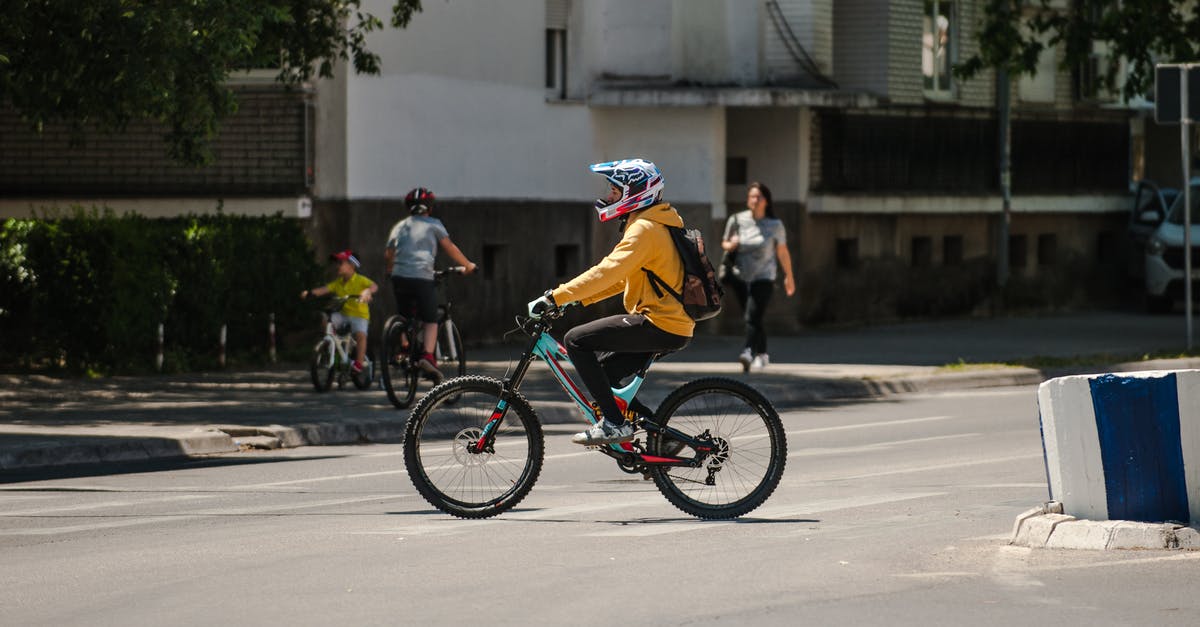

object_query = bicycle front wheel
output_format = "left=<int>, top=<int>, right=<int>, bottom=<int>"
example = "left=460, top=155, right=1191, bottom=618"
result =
left=309, top=338, right=335, bottom=392
left=381, top=316, right=418, bottom=408
left=437, top=318, right=467, bottom=378
left=404, top=376, right=544, bottom=519
left=647, top=377, right=787, bottom=520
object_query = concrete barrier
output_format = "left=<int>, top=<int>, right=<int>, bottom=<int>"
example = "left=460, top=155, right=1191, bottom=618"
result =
left=1038, top=370, right=1200, bottom=525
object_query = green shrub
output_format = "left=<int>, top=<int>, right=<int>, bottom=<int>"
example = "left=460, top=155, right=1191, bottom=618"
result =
left=0, top=209, right=321, bottom=374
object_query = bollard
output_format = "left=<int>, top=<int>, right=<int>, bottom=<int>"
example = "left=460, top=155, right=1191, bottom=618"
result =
left=219, top=323, right=227, bottom=368
left=269, top=313, right=277, bottom=364
left=156, top=323, right=164, bottom=372
left=1038, top=369, right=1200, bottom=525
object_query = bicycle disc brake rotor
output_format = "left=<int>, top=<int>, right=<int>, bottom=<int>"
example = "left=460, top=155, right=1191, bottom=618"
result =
left=705, top=436, right=731, bottom=471
left=452, top=428, right=490, bottom=466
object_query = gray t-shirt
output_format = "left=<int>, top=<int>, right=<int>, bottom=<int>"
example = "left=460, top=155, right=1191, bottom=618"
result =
left=386, top=215, right=449, bottom=280
left=723, top=210, right=787, bottom=282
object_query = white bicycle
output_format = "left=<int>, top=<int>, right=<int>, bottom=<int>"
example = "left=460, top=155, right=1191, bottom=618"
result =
left=310, top=296, right=374, bottom=392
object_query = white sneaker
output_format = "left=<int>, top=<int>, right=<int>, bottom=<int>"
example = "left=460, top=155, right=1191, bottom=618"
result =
left=571, top=420, right=635, bottom=446
left=737, top=348, right=753, bottom=373
left=751, top=354, right=769, bottom=371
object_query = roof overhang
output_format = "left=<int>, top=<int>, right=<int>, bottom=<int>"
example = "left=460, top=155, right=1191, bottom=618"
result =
left=587, top=86, right=879, bottom=108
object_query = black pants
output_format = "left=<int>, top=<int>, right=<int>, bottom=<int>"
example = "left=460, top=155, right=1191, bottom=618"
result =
left=728, top=278, right=774, bottom=356
left=391, top=276, right=438, bottom=323
left=564, top=314, right=690, bottom=426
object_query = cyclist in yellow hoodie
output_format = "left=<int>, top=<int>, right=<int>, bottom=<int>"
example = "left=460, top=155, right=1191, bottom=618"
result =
left=527, top=159, right=694, bottom=446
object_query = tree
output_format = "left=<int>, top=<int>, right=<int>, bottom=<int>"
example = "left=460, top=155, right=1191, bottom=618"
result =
left=0, top=1, right=423, bottom=165
left=958, top=0, right=1200, bottom=101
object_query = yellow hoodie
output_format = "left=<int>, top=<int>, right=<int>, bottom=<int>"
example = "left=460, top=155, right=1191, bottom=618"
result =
left=551, top=203, right=695, bottom=338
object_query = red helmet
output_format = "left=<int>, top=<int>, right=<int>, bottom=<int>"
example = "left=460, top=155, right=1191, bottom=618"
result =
left=405, top=187, right=435, bottom=215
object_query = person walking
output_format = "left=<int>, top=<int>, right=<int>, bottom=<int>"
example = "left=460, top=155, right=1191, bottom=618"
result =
left=721, top=181, right=795, bottom=372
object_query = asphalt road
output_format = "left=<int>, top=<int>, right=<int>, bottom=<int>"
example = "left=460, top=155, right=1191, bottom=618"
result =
left=3, top=385, right=1199, bottom=626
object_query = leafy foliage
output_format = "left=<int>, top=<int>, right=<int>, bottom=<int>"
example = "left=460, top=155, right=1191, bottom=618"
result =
left=0, top=1, right=422, bottom=164
left=958, top=0, right=1200, bottom=101
left=0, top=211, right=323, bottom=373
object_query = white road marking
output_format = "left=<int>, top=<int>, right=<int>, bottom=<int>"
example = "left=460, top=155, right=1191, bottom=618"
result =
left=789, top=433, right=980, bottom=458
left=0, top=494, right=407, bottom=536
left=826, top=453, right=1043, bottom=481
left=0, top=494, right=217, bottom=517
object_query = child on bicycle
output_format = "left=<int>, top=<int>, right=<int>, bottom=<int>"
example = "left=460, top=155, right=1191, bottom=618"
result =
left=526, top=159, right=693, bottom=446
left=300, top=250, right=378, bottom=374
left=384, top=187, right=477, bottom=384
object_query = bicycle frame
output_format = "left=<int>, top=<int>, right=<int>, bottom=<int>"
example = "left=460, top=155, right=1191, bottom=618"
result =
left=471, top=317, right=719, bottom=468
left=322, top=319, right=356, bottom=368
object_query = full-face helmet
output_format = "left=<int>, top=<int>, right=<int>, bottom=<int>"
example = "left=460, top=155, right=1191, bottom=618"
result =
left=589, top=159, right=664, bottom=222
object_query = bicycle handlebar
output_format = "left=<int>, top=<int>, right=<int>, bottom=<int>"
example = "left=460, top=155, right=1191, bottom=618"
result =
left=435, top=266, right=469, bottom=277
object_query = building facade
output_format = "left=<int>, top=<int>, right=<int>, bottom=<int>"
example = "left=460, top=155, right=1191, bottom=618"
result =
left=1, top=1, right=1157, bottom=341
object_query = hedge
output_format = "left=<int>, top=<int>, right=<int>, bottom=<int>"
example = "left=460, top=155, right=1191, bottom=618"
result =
left=0, top=208, right=322, bottom=374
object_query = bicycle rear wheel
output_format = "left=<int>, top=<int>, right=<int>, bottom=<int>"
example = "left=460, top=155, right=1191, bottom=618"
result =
left=309, top=338, right=335, bottom=392
left=404, top=376, right=544, bottom=519
left=381, top=316, right=418, bottom=408
left=647, top=377, right=786, bottom=520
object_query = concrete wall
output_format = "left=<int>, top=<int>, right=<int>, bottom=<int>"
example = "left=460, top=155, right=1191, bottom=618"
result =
left=1039, top=370, right=1200, bottom=525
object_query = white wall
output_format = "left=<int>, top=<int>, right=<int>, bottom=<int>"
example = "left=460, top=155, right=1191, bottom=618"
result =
left=343, top=0, right=592, bottom=200
left=339, top=0, right=724, bottom=205
left=590, top=107, right=725, bottom=212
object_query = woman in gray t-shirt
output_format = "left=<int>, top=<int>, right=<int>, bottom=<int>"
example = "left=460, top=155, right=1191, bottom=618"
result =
left=721, top=182, right=796, bottom=372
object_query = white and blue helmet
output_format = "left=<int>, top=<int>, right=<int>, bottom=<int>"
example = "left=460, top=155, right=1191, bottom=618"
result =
left=589, top=158, right=664, bottom=222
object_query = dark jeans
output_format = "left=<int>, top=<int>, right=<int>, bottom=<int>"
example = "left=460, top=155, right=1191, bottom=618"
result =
left=563, top=314, right=690, bottom=426
left=728, top=278, right=774, bottom=356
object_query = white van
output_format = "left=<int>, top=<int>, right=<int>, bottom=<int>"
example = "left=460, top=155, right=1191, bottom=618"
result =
left=1139, top=177, right=1200, bottom=313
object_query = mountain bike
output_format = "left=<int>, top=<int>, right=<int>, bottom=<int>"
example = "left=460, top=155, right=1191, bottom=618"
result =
left=310, top=296, right=374, bottom=392
left=380, top=267, right=468, bottom=409
left=403, top=303, right=787, bottom=520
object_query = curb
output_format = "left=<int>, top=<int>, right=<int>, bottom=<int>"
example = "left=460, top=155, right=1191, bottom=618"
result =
left=1010, top=501, right=1200, bottom=550
left=0, top=427, right=238, bottom=471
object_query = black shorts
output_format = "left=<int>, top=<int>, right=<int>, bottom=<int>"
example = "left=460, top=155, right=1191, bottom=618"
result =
left=391, top=276, right=439, bottom=324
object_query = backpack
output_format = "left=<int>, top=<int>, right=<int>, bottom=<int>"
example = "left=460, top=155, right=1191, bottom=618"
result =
left=642, top=225, right=724, bottom=321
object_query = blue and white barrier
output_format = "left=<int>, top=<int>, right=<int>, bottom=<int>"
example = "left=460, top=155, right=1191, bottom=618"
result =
left=1038, top=370, right=1200, bottom=525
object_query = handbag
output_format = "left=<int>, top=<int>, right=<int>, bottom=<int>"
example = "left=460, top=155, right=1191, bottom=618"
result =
left=718, top=249, right=738, bottom=283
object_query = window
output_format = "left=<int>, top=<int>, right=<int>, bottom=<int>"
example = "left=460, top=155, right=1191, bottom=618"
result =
left=554, top=244, right=580, bottom=278
left=1097, top=231, right=1117, bottom=265
left=1037, top=233, right=1057, bottom=267
left=911, top=236, right=933, bottom=268
left=726, top=157, right=748, bottom=186
left=482, top=244, right=507, bottom=281
left=922, top=1, right=955, bottom=97
left=836, top=238, right=859, bottom=270
left=1009, top=235, right=1027, bottom=269
left=943, top=235, right=963, bottom=266
left=545, top=28, right=567, bottom=98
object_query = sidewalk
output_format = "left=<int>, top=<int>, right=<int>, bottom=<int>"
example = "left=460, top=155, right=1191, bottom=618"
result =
left=3, top=310, right=1198, bottom=474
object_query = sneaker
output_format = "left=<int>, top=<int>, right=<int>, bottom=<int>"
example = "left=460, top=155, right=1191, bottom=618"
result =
left=571, top=420, right=636, bottom=446
left=417, top=353, right=444, bottom=384
left=751, top=353, right=769, bottom=371
left=351, top=360, right=364, bottom=374
left=737, top=348, right=753, bottom=373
